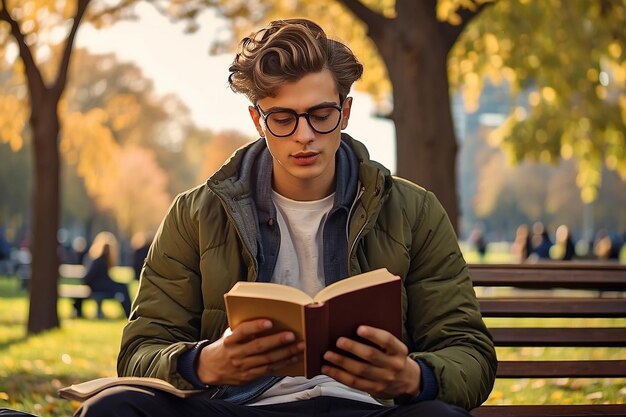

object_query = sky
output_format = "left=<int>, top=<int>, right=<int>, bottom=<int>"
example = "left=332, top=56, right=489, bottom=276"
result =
left=75, top=4, right=397, bottom=171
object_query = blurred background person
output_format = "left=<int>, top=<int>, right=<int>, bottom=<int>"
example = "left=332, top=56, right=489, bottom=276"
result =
left=551, top=224, right=576, bottom=261
left=594, top=229, right=622, bottom=261
left=531, top=222, right=553, bottom=260
left=130, top=231, right=152, bottom=281
left=70, top=236, right=88, bottom=265
left=0, top=225, right=12, bottom=275
left=512, top=224, right=532, bottom=263
left=83, top=231, right=131, bottom=318
left=469, top=225, right=488, bottom=262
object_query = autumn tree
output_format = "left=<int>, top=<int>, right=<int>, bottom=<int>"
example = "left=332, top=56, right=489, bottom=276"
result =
left=0, top=1, right=196, bottom=332
left=62, top=50, right=180, bottom=236
left=452, top=0, right=626, bottom=207
left=199, top=0, right=494, bottom=230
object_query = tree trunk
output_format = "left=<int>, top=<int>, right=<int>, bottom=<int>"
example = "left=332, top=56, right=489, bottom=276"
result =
left=389, top=40, right=458, bottom=230
left=27, top=97, right=61, bottom=333
left=370, top=2, right=459, bottom=231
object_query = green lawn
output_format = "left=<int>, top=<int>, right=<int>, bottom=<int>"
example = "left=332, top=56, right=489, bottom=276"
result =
left=1, top=271, right=625, bottom=416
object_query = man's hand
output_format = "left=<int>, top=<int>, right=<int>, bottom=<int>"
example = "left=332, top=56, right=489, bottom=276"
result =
left=321, top=325, right=421, bottom=399
left=196, top=319, right=304, bottom=386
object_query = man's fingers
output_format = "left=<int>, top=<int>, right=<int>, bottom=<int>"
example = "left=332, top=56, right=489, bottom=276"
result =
left=225, top=319, right=273, bottom=344
left=356, top=326, right=408, bottom=357
left=321, top=363, right=389, bottom=397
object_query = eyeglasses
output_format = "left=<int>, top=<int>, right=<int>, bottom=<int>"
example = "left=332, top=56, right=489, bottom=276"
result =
left=256, top=102, right=343, bottom=138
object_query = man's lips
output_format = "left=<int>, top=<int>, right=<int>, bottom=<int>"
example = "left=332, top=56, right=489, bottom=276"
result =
left=291, top=151, right=319, bottom=165
left=292, top=151, right=319, bottom=158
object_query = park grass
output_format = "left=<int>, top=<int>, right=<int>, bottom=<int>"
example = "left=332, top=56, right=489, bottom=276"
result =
left=1, top=273, right=625, bottom=416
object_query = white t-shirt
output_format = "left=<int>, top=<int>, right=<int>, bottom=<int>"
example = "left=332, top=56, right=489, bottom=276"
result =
left=270, top=190, right=333, bottom=297
left=247, top=191, right=378, bottom=406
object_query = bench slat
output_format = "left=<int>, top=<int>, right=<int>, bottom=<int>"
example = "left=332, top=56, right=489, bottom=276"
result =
left=467, top=264, right=626, bottom=415
left=497, top=360, right=626, bottom=378
left=479, top=298, right=626, bottom=317
left=471, top=404, right=626, bottom=417
left=490, top=327, right=626, bottom=347
left=58, top=284, right=91, bottom=299
left=469, top=263, right=626, bottom=290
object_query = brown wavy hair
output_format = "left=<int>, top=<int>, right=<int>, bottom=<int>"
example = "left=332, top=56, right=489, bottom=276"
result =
left=228, top=19, right=363, bottom=104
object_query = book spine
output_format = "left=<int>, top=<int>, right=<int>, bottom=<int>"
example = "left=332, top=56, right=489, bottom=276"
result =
left=303, top=302, right=329, bottom=378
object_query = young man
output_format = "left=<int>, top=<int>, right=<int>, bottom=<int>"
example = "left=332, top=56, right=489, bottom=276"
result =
left=77, top=19, right=496, bottom=417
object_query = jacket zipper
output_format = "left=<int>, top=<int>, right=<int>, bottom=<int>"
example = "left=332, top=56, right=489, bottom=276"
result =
left=347, top=185, right=367, bottom=264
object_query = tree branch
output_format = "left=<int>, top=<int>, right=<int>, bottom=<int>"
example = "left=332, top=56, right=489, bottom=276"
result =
left=88, top=0, right=136, bottom=24
left=0, top=0, right=46, bottom=104
left=52, top=0, right=91, bottom=100
left=336, top=0, right=389, bottom=40
left=440, top=0, right=495, bottom=51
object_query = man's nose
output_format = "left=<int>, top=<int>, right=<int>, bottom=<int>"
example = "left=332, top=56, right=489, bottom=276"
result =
left=292, top=115, right=315, bottom=143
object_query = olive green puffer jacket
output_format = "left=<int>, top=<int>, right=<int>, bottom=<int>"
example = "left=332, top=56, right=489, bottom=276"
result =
left=118, top=136, right=496, bottom=410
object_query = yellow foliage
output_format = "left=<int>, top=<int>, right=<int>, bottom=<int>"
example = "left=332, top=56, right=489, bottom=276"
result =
left=539, top=149, right=551, bottom=163
left=595, top=85, right=607, bottom=100
left=561, top=143, right=573, bottom=160
left=608, top=41, right=622, bottom=59
left=105, top=94, right=141, bottom=132
left=98, top=146, right=172, bottom=236
left=606, top=154, right=618, bottom=170
left=529, top=91, right=541, bottom=107
left=541, top=86, right=556, bottom=104
left=437, top=0, right=486, bottom=23
left=60, top=106, right=120, bottom=199
left=462, top=72, right=482, bottom=112
left=60, top=105, right=171, bottom=235
left=587, top=67, right=599, bottom=82
left=483, top=32, right=499, bottom=54
left=0, top=94, right=28, bottom=151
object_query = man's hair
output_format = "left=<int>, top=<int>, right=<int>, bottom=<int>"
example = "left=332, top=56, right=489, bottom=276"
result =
left=228, top=19, right=363, bottom=104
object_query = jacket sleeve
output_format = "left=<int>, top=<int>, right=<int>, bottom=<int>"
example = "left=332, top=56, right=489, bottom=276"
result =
left=406, top=191, right=497, bottom=409
left=117, top=192, right=206, bottom=390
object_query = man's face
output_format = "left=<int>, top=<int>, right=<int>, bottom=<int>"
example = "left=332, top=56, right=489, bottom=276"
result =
left=249, top=69, right=352, bottom=201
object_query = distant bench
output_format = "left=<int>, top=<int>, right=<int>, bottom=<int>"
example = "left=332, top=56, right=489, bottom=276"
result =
left=468, top=262, right=626, bottom=417
left=57, top=264, right=115, bottom=319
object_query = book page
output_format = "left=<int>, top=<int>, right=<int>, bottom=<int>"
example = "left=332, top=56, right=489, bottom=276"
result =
left=225, top=281, right=313, bottom=305
left=313, top=268, right=397, bottom=303
left=58, top=377, right=202, bottom=401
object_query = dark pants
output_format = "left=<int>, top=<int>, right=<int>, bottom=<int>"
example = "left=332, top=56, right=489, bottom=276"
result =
left=75, top=386, right=472, bottom=417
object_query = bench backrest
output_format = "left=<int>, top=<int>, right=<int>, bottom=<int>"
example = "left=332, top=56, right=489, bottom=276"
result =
left=468, top=262, right=626, bottom=417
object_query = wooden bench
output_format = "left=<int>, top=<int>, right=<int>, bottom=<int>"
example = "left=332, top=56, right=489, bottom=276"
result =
left=58, top=264, right=110, bottom=319
left=468, top=262, right=626, bottom=417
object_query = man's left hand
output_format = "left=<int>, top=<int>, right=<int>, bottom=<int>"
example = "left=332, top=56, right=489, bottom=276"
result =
left=321, top=325, right=421, bottom=400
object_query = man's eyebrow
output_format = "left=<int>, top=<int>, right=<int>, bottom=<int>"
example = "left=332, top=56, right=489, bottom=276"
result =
left=262, top=101, right=339, bottom=113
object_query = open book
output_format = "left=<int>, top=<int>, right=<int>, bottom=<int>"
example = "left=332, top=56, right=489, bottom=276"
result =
left=58, top=377, right=204, bottom=402
left=224, top=268, right=402, bottom=378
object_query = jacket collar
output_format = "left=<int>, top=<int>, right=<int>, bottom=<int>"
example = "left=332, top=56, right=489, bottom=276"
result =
left=250, top=136, right=359, bottom=224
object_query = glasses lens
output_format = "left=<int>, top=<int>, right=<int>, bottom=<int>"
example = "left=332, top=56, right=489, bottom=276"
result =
left=309, top=107, right=341, bottom=134
left=267, top=111, right=297, bottom=137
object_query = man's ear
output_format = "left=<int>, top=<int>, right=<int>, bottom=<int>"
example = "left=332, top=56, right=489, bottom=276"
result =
left=248, top=106, right=265, bottom=138
left=340, top=97, right=353, bottom=130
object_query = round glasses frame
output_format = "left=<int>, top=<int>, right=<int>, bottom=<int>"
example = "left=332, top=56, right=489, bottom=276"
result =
left=256, top=102, right=344, bottom=138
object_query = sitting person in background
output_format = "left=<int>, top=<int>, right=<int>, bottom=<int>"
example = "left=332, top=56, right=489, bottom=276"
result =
left=512, top=224, right=532, bottom=263
left=531, top=222, right=553, bottom=260
left=82, top=232, right=131, bottom=318
left=551, top=225, right=576, bottom=261
left=130, top=232, right=151, bottom=281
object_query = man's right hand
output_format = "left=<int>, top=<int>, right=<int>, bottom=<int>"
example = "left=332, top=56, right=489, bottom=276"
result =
left=196, top=319, right=304, bottom=386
